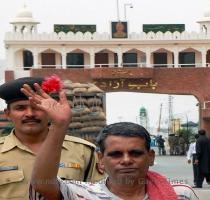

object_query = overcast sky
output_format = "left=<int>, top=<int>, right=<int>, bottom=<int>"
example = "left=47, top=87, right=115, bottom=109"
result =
left=0, top=0, right=209, bottom=59
left=0, top=0, right=205, bottom=128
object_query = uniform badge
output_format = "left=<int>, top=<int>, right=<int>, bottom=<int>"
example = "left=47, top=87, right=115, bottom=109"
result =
left=59, top=163, right=65, bottom=168
left=59, top=162, right=81, bottom=169
left=0, top=165, right=18, bottom=171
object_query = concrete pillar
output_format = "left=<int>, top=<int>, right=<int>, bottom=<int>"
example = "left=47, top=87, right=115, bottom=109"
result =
left=34, top=26, right=38, bottom=33
left=201, top=50, right=207, bottom=67
left=26, top=25, right=29, bottom=33
left=13, top=26, right=16, bottom=32
left=146, top=50, right=151, bottom=68
left=116, top=46, right=123, bottom=68
left=62, top=53, right=67, bottom=69
left=90, top=53, right=95, bottom=68
left=137, top=52, right=141, bottom=67
left=173, top=52, right=179, bottom=68
left=108, top=53, right=114, bottom=67
left=117, top=52, right=123, bottom=67
left=33, top=53, right=38, bottom=69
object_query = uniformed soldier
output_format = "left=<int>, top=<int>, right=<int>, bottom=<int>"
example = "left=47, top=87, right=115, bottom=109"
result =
left=0, top=77, right=104, bottom=200
left=168, top=133, right=175, bottom=155
left=179, top=135, right=186, bottom=155
left=174, top=134, right=180, bottom=155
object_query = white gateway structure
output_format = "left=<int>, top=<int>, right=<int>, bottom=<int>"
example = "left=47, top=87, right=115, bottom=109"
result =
left=4, top=5, right=210, bottom=78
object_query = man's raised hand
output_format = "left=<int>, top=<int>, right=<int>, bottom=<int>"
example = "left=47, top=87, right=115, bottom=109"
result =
left=21, top=83, right=72, bottom=127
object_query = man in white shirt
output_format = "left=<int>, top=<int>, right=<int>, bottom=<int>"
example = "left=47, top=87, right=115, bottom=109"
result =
left=187, top=134, right=199, bottom=186
left=22, top=83, right=199, bottom=200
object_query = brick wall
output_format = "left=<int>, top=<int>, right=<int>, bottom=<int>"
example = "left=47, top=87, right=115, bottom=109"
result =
left=4, top=67, right=210, bottom=134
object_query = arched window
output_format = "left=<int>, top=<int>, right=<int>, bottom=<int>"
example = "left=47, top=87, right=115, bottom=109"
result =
left=66, top=53, right=84, bottom=68
left=21, top=26, right=26, bottom=33
left=23, top=50, right=33, bottom=70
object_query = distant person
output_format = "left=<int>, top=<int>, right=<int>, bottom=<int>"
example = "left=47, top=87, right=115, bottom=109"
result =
left=194, top=129, right=210, bottom=188
left=174, top=135, right=180, bottom=155
left=113, top=21, right=127, bottom=38
left=156, top=135, right=165, bottom=155
left=179, top=135, right=186, bottom=155
left=150, top=136, right=156, bottom=147
left=168, top=133, right=176, bottom=155
left=187, top=134, right=199, bottom=186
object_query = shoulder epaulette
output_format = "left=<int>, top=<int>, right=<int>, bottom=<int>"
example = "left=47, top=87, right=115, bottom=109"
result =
left=64, top=135, right=96, bottom=149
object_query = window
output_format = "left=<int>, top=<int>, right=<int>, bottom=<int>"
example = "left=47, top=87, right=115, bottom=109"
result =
left=66, top=53, right=84, bottom=68
left=179, top=52, right=195, bottom=67
left=23, top=50, right=33, bottom=70
left=123, top=53, right=137, bottom=67
left=153, top=53, right=167, bottom=67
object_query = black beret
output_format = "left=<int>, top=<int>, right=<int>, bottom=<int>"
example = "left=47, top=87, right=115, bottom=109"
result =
left=0, top=77, right=44, bottom=104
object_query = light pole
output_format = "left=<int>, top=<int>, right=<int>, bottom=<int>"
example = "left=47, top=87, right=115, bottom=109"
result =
left=124, top=3, right=133, bottom=20
left=196, top=102, right=201, bottom=129
left=116, top=0, right=120, bottom=21
left=185, top=114, right=189, bottom=132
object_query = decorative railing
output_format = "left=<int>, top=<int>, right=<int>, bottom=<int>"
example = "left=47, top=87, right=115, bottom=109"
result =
left=12, top=63, right=205, bottom=70
left=5, top=31, right=210, bottom=41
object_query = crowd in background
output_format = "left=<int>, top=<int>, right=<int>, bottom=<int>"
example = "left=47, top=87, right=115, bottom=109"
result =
left=152, top=130, right=210, bottom=188
left=151, top=133, right=187, bottom=156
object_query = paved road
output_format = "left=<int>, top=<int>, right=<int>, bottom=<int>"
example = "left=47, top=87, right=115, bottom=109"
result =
left=151, top=153, right=210, bottom=200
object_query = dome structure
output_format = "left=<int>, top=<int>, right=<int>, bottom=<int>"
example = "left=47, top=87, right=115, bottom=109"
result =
left=10, top=5, right=39, bottom=24
left=197, top=6, right=210, bottom=35
left=204, top=10, right=210, bottom=18
left=139, top=107, right=147, bottom=116
left=197, top=7, right=210, bottom=22
left=10, top=5, right=39, bottom=33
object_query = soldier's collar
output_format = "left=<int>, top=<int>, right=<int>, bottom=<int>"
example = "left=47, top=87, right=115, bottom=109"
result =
left=1, top=131, right=34, bottom=154
left=61, top=136, right=71, bottom=150
left=62, top=143, right=69, bottom=150
left=1, top=131, right=69, bottom=152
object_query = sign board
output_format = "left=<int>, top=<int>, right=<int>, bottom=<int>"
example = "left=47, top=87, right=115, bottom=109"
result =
left=54, top=24, right=96, bottom=34
left=143, top=24, right=185, bottom=33
left=111, top=21, right=128, bottom=38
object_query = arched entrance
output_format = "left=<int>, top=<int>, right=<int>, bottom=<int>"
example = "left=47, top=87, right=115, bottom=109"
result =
left=6, top=67, right=210, bottom=135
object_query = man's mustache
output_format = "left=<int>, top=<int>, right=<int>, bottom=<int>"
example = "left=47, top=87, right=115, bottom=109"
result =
left=22, top=118, right=41, bottom=123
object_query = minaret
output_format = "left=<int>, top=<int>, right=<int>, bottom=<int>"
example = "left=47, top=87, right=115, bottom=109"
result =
left=10, top=5, right=39, bottom=33
left=197, top=6, right=210, bottom=35
left=139, top=106, right=149, bottom=130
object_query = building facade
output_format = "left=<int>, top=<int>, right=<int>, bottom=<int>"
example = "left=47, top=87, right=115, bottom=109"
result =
left=4, top=6, right=210, bottom=76
left=4, top=6, right=210, bottom=135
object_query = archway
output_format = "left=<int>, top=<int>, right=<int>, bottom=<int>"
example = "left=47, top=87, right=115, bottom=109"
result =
left=11, top=67, right=210, bottom=135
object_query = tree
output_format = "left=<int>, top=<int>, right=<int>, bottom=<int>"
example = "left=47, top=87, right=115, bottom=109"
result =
left=175, top=128, right=193, bottom=144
